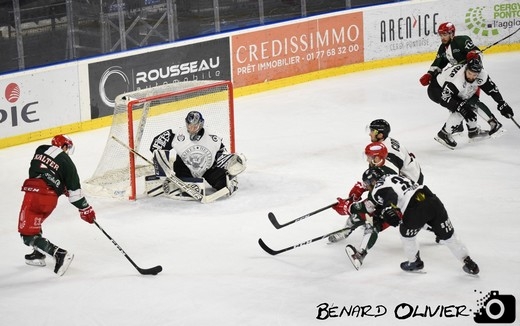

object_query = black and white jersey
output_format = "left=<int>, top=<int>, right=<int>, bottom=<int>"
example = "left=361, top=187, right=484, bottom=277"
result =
left=150, top=127, right=225, bottom=178
left=383, top=137, right=422, bottom=184
left=436, top=64, right=489, bottom=101
left=367, top=174, right=424, bottom=214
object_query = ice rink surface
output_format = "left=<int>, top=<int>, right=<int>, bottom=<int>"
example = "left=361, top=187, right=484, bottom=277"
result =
left=1, top=52, right=519, bottom=325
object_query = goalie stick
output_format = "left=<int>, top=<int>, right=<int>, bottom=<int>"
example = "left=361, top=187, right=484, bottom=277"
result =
left=267, top=203, right=337, bottom=229
left=258, top=226, right=353, bottom=256
left=95, top=221, right=162, bottom=275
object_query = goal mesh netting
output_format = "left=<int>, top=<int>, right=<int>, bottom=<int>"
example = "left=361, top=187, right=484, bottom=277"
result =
left=84, top=80, right=234, bottom=200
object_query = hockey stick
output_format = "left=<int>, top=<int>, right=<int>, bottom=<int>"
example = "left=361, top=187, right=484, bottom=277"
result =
left=268, top=203, right=337, bottom=229
left=94, top=221, right=162, bottom=275
left=258, top=226, right=353, bottom=255
left=111, top=136, right=204, bottom=201
left=481, top=26, right=520, bottom=52
left=511, top=117, right=520, bottom=129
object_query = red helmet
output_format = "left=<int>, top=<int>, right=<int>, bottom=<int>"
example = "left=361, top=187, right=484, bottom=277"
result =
left=438, top=22, right=455, bottom=35
left=364, top=142, right=388, bottom=167
left=52, top=134, right=74, bottom=153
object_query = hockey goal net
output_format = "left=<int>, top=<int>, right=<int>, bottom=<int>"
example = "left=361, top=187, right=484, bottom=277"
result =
left=84, top=80, right=235, bottom=200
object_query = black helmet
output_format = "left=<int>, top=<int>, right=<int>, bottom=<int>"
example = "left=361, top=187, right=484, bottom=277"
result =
left=361, top=167, right=386, bottom=188
left=369, top=119, right=391, bottom=139
left=466, top=58, right=483, bottom=73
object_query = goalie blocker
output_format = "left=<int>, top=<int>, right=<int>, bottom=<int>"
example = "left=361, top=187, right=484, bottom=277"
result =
left=146, top=150, right=246, bottom=202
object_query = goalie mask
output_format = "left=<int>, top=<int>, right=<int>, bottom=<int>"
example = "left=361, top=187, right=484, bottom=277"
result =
left=185, top=111, right=204, bottom=141
left=51, top=134, right=75, bottom=154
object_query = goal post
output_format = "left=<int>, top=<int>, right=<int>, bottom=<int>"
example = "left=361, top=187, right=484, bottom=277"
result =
left=84, top=80, right=235, bottom=200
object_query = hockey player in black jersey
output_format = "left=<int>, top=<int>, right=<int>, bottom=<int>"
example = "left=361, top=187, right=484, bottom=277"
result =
left=428, top=57, right=514, bottom=149
left=329, top=119, right=423, bottom=244
left=419, top=22, right=508, bottom=141
left=348, top=167, right=479, bottom=275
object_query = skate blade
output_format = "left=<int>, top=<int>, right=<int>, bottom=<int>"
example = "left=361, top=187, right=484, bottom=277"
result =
left=345, top=246, right=361, bottom=270
left=434, top=136, right=455, bottom=150
left=25, top=259, right=46, bottom=267
left=401, top=268, right=427, bottom=274
left=489, top=128, right=506, bottom=139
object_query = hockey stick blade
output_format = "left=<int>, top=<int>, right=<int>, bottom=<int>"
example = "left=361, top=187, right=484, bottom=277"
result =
left=258, top=226, right=353, bottom=256
left=267, top=203, right=337, bottom=229
left=137, top=265, right=163, bottom=275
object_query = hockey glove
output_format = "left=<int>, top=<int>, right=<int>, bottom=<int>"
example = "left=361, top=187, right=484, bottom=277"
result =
left=348, top=181, right=366, bottom=201
left=381, top=206, right=402, bottom=227
left=466, top=50, right=480, bottom=62
left=497, top=101, right=514, bottom=118
left=79, top=205, right=96, bottom=224
left=332, top=197, right=353, bottom=216
left=419, top=73, right=432, bottom=86
left=457, top=102, right=477, bottom=122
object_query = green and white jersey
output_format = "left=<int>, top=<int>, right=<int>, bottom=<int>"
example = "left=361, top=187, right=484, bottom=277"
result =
left=428, top=35, right=480, bottom=75
left=29, top=144, right=87, bottom=208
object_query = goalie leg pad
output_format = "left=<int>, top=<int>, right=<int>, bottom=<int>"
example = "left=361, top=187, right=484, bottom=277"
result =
left=145, top=175, right=165, bottom=197
left=152, top=150, right=175, bottom=177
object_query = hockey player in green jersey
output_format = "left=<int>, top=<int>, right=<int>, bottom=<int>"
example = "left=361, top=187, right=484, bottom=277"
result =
left=419, top=22, right=504, bottom=139
left=18, top=135, right=96, bottom=276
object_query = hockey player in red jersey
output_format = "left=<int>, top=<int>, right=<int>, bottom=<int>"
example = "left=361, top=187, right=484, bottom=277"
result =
left=347, top=167, right=479, bottom=275
left=18, top=135, right=96, bottom=276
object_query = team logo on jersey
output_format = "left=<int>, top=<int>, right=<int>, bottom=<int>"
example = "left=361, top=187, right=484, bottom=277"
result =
left=441, top=87, right=454, bottom=103
left=177, top=134, right=185, bottom=142
left=181, top=145, right=213, bottom=178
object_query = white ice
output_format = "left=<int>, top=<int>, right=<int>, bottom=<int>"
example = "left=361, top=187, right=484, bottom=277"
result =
left=1, top=52, right=519, bottom=326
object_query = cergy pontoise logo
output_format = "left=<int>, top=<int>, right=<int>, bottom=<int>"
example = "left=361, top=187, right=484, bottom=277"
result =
left=316, top=290, right=516, bottom=323
left=1, top=82, right=39, bottom=126
left=465, top=6, right=520, bottom=37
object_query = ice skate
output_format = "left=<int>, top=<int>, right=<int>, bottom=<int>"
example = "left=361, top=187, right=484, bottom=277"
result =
left=54, top=248, right=74, bottom=276
left=462, top=256, right=479, bottom=275
left=468, top=126, right=490, bottom=142
left=328, top=228, right=353, bottom=243
left=345, top=244, right=367, bottom=270
left=25, top=250, right=46, bottom=267
left=400, top=251, right=425, bottom=272
left=434, top=128, right=456, bottom=149
left=488, top=118, right=505, bottom=138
